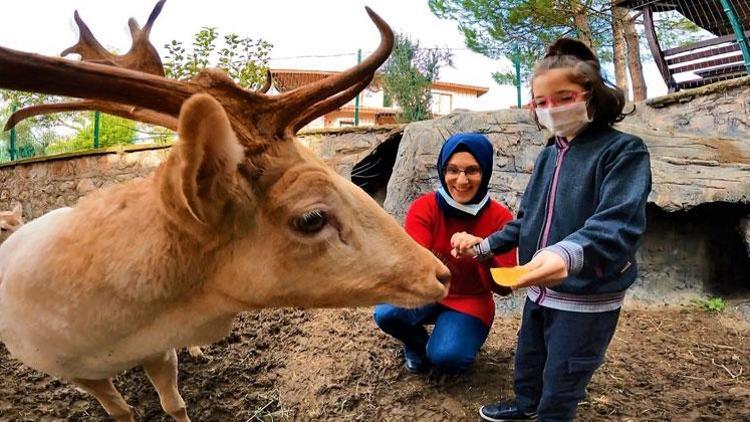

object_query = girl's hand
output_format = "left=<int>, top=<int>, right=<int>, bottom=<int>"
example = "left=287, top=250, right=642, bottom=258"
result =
left=514, top=251, right=568, bottom=288
left=450, top=232, right=483, bottom=258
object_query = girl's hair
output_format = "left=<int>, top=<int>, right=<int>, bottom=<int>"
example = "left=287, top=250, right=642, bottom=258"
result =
left=532, top=38, right=628, bottom=126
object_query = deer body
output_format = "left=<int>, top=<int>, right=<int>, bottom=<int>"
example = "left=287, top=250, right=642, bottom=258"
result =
left=0, top=3, right=450, bottom=420
left=0, top=185, right=221, bottom=379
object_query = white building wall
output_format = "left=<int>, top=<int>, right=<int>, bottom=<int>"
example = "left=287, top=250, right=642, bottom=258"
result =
left=305, top=116, right=326, bottom=130
left=451, top=91, right=482, bottom=110
left=430, top=90, right=482, bottom=115
left=338, top=86, right=482, bottom=114
left=342, top=87, right=387, bottom=109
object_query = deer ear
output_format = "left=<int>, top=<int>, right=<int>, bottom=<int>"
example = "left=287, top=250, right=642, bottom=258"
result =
left=163, top=94, right=243, bottom=226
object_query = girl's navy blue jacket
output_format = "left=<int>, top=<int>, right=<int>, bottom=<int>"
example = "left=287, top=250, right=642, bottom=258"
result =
left=479, top=124, right=652, bottom=295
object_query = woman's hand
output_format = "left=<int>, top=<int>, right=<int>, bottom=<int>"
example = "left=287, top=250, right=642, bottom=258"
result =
left=450, top=231, right=483, bottom=258
left=514, top=251, right=568, bottom=289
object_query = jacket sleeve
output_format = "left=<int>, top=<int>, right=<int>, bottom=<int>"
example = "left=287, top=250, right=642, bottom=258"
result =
left=546, top=141, right=652, bottom=277
left=489, top=206, right=518, bottom=295
left=474, top=199, right=524, bottom=259
left=403, top=196, right=434, bottom=250
left=475, top=149, right=549, bottom=258
left=491, top=207, right=518, bottom=268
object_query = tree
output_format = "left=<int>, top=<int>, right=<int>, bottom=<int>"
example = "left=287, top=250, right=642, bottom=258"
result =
left=429, top=0, right=613, bottom=77
left=163, top=27, right=273, bottom=90
left=623, top=12, right=647, bottom=100
left=44, top=113, right=137, bottom=155
left=381, top=34, right=453, bottom=123
left=611, top=3, right=629, bottom=92
left=0, top=95, right=82, bottom=159
left=430, top=0, right=704, bottom=103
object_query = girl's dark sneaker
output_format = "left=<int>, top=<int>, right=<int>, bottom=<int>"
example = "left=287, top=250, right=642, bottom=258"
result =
left=479, top=402, right=537, bottom=421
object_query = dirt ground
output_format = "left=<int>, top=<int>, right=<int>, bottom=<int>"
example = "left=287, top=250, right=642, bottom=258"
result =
left=2, top=303, right=750, bottom=421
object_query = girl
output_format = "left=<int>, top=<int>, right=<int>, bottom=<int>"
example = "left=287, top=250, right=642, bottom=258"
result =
left=452, top=39, right=651, bottom=421
left=374, top=133, right=516, bottom=374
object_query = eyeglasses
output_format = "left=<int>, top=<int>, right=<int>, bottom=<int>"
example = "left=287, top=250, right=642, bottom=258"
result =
left=530, top=91, right=587, bottom=109
left=444, top=165, right=482, bottom=178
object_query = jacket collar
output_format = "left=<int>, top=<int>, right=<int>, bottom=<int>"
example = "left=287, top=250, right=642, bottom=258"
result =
left=545, top=123, right=613, bottom=148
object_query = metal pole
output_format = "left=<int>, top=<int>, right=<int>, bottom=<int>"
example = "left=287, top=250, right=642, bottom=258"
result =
left=9, top=103, right=17, bottom=161
left=93, top=111, right=100, bottom=148
left=719, top=0, right=750, bottom=73
left=514, top=46, right=522, bottom=109
left=354, top=49, right=362, bottom=126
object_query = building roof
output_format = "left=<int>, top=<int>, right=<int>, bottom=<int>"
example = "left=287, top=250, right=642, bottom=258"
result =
left=269, top=69, right=488, bottom=97
left=431, top=81, right=489, bottom=96
left=338, top=105, right=396, bottom=115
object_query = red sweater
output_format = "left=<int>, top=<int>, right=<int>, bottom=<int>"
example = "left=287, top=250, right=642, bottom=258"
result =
left=404, top=193, right=517, bottom=326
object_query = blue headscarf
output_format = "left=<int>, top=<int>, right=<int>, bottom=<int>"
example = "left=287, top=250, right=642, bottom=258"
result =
left=436, top=133, right=494, bottom=219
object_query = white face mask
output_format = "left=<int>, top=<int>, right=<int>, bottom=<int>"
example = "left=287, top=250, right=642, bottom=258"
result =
left=535, top=101, right=592, bottom=138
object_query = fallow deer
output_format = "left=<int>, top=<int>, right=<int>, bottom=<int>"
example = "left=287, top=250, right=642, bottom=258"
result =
left=0, top=2, right=450, bottom=421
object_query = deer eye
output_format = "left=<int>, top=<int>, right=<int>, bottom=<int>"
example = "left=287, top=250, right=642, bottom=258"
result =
left=293, top=209, right=329, bottom=234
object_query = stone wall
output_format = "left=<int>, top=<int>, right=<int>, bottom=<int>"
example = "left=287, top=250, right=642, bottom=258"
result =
left=296, top=125, right=403, bottom=178
left=0, top=126, right=401, bottom=218
left=0, top=146, right=171, bottom=219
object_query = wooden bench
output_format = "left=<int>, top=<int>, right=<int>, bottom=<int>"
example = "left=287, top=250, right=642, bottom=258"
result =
left=660, top=31, right=750, bottom=91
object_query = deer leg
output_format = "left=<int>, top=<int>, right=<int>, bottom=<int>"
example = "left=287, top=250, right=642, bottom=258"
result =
left=72, top=377, right=134, bottom=422
left=187, top=346, right=205, bottom=359
left=142, top=349, right=190, bottom=422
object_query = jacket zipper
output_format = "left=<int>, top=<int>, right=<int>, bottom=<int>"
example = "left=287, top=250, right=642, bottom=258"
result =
left=535, top=137, right=570, bottom=304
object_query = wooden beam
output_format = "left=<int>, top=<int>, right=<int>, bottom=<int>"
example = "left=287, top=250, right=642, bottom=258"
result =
left=671, top=55, right=743, bottom=73
left=666, top=44, right=741, bottom=66
left=642, top=6, right=676, bottom=91
left=663, top=31, right=750, bottom=57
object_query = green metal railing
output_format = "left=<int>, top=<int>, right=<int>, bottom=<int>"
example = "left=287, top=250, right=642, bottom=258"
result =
left=719, top=0, right=750, bottom=73
left=1, top=110, right=175, bottom=165
left=9, top=103, right=17, bottom=161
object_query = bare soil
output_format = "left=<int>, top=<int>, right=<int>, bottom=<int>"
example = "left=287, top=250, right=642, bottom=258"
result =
left=2, top=304, right=750, bottom=421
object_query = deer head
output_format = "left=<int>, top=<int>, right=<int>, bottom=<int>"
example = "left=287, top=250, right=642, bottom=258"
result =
left=0, top=2, right=450, bottom=309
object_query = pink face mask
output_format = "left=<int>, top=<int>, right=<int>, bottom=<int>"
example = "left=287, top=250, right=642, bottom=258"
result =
left=534, top=101, right=592, bottom=138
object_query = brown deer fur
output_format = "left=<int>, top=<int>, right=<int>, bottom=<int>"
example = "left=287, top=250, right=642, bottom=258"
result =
left=0, top=3, right=450, bottom=421
left=0, top=204, right=23, bottom=243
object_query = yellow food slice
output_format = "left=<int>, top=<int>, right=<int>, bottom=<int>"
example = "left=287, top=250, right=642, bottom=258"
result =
left=490, top=266, right=531, bottom=287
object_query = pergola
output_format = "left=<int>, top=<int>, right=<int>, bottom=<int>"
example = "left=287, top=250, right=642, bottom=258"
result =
left=617, top=0, right=750, bottom=92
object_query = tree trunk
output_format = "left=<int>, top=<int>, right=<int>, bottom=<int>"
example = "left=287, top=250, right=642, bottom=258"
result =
left=611, top=4, right=629, bottom=95
left=624, top=13, right=647, bottom=101
left=571, top=1, right=594, bottom=49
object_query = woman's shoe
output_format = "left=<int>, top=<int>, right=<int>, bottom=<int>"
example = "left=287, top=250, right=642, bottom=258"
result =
left=403, top=347, right=430, bottom=373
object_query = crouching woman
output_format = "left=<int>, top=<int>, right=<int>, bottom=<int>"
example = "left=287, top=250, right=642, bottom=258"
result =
left=374, top=133, right=516, bottom=374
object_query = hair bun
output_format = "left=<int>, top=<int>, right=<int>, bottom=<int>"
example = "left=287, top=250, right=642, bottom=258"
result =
left=544, top=38, right=600, bottom=68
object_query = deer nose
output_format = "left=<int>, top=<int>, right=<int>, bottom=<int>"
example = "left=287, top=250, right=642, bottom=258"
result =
left=436, top=262, right=451, bottom=286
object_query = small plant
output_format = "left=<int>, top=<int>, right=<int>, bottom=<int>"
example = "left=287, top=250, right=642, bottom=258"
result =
left=695, top=297, right=726, bottom=313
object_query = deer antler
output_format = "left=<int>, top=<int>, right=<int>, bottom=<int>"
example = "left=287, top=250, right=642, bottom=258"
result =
left=4, top=101, right=177, bottom=132
left=5, top=0, right=173, bottom=131
left=259, top=70, right=273, bottom=94
left=0, top=3, right=393, bottom=167
left=62, top=0, right=165, bottom=76
left=270, top=7, right=392, bottom=135
left=5, top=68, right=272, bottom=132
